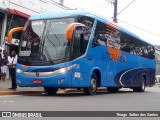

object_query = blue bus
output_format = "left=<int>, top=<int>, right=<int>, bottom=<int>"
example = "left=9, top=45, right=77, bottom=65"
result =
left=7, top=10, right=155, bottom=95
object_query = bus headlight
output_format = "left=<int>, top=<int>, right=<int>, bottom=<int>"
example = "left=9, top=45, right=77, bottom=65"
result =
left=16, top=68, right=23, bottom=73
left=53, top=64, right=76, bottom=75
left=59, top=68, right=66, bottom=73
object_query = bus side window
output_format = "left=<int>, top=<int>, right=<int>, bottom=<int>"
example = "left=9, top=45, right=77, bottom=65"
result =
left=92, top=22, right=107, bottom=47
left=72, top=27, right=85, bottom=58
left=120, top=32, right=155, bottom=59
left=73, top=31, right=81, bottom=54
left=77, top=16, right=94, bottom=50
left=93, top=21, right=121, bottom=49
left=147, top=45, right=155, bottom=59
left=120, top=33, right=131, bottom=52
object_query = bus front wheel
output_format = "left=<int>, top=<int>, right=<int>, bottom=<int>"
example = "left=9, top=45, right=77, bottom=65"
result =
left=44, top=87, right=59, bottom=95
left=133, top=76, right=146, bottom=92
left=84, top=73, right=97, bottom=95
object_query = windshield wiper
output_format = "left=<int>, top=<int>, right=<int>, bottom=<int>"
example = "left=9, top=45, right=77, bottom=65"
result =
left=43, top=45, right=52, bottom=64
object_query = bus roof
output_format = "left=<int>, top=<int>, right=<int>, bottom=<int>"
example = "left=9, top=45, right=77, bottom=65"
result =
left=29, top=10, right=153, bottom=46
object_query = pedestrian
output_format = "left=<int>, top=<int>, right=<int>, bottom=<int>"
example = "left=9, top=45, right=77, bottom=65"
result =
left=0, top=53, right=2, bottom=81
left=7, top=51, right=11, bottom=80
left=0, top=48, right=2, bottom=80
left=1, top=50, right=8, bottom=81
left=8, top=50, right=17, bottom=90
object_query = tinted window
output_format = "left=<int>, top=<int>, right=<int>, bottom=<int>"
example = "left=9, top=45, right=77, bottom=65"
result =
left=92, top=21, right=107, bottom=47
left=92, top=21, right=155, bottom=59
left=120, top=32, right=155, bottom=59
left=92, top=21, right=121, bottom=49
left=120, top=33, right=131, bottom=52
left=73, top=16, right=94, bottom=55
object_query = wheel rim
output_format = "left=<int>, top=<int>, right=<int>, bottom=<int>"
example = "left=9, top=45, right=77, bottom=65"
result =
left=89, top=78, right=97, bottom=94
left=142, top=78, right=145, bottom=90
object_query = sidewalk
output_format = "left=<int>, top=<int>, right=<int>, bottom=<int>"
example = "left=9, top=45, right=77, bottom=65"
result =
left=0, top=79, right=44, bottom=95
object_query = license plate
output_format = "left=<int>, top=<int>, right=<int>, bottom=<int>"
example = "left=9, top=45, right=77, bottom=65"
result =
left=33, top=80, right=42, bottom=84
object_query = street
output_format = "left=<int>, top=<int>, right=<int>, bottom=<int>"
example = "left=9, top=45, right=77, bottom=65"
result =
left=0, top=84, right=160, bottom=111
left=0, top=84, right=160, bottom=120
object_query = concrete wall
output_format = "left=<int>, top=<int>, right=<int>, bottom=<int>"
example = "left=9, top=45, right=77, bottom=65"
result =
left=0, top=0, right=70, bottom=48
left=0, top=0, right=70, bottom=15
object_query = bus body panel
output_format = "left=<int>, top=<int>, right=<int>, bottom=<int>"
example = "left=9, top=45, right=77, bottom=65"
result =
left=88, top=44, right=155, bottom=87
left=16, top=58, right=92, bottom=88
left=71, top=57, right=90, bottom=87
left=16, top=62, right=73, bottom=87
left=15, top=10, right=156, bottom=89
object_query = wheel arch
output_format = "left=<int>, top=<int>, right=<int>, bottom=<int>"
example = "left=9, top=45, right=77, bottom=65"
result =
left=142, top=73, right=147, bottom=85
left=91, top=68, right=101, bottom=87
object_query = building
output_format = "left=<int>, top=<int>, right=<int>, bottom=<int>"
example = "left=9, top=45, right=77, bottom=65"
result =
left=0, top=0, right=70, bottom=52
left=155, top=48, right=160, bottom=60
left=155, top=48, right=160, bottom=75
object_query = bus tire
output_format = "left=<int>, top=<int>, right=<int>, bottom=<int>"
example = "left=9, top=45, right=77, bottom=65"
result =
left=107, top=87, right=119, bottom=93
left=84, top=73, right=97, bottom=95
left=44, top=87, right=58, bottom=95
left=133, top=76, right=146, bottom=92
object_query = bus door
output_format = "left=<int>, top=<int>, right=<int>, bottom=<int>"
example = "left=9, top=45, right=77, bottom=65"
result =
left=69, top=16, right=95, bottom=87
left=92, top=21, right=122, bottom=86
left=70, top=25, right=89, bottom=87
left=96, top=22, right=122, bottom=86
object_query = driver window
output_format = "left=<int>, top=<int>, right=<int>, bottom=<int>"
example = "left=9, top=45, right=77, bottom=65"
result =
left=76, top=16, right=95, bottom=51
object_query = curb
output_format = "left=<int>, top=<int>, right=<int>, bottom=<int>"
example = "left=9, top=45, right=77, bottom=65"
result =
left=0, top=91, right=44, bottom=96
left=0, top=89, right=108, bottom=96
left=0, top=89, right=67, bottom=96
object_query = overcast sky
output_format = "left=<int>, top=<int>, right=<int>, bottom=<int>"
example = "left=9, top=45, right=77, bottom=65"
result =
left=54, top=0, right=160, bottom=45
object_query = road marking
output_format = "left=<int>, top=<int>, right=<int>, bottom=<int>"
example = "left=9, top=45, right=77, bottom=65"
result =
left=0, top=101, right=14, bottom=103
left=0, top=95, right=20, bottom=98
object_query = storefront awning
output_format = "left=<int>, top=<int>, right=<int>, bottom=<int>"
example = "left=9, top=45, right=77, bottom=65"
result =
left=7, top=8, right=30, bottom=18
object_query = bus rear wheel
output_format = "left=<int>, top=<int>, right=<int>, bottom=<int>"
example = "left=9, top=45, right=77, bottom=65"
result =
left=44, top=87, right=59, bottom=95
left=133, top=76, right=146, bottom=92
left=107, top=87, right=119, bottom=93
left=84, top=73, right=97, bottom=95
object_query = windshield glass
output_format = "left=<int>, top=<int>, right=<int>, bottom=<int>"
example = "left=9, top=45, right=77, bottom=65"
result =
left=19, top=18, right=75, bottom=65
left=43, top=18, right=73, bottom=61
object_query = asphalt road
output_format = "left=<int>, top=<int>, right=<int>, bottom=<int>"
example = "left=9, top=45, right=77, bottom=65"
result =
left=0, top=84, right=160, bottom=120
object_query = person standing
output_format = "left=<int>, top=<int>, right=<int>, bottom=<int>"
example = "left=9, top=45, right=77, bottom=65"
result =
left=1, top=50, right=8, bottom=81
left=7, top=50, right=11, bottom=80
left=8, top=50, right=17, bottom=90
left=0, top=53, right=2, bottom=81
left=0, top=48, right=1, bottom=80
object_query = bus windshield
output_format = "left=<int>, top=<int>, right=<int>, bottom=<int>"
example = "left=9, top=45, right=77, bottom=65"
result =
left=19, top=18, right=75, bottom=65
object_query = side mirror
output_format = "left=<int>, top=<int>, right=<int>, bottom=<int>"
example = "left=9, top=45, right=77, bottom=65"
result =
left=66, top=23, right=85, bottom=40
left=7, top=27, right=24, bottom=44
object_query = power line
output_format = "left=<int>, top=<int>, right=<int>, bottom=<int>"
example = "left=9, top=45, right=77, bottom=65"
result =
left=64, top=1, right=109, bottom=11
left=63, top=0, right=160, bottom=38
left=81, top=3, right=108, bottom=10
left=105, top=0, right=114, bottom=5
left=63, top=1, right=85, bottom=10
left=118, top=0, right=136, bottom=15
left=94, top=4, right=110, bottom=13
left=111, top=0, right=136, bottom=22
left=118, top=19, right=160, bottom=38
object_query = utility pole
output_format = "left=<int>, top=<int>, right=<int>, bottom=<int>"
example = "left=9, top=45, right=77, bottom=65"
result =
left=113, top=0, right=118, bottom=23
